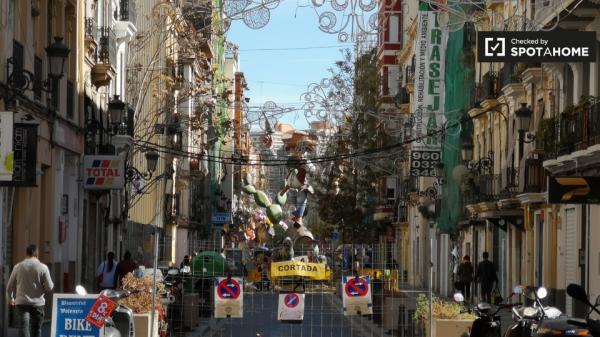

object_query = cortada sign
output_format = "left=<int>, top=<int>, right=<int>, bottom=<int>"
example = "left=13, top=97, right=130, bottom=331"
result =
left=83, top=155, right=125, bottom=190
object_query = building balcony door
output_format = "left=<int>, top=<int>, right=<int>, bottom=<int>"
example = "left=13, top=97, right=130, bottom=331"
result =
left=565, top=208, right=577, bottom=316
left=535, top=212, right=544, bottom=287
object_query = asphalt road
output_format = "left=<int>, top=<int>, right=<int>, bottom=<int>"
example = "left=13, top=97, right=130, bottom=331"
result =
left=200, top=292, right=388, bottom=337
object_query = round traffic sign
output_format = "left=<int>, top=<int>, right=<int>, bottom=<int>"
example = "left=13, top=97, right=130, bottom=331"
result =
left=344, top=277, right=368, bottom=297
left=217, top=278, right=241, bottom=300
left=284, top=293, right=300, bottom=308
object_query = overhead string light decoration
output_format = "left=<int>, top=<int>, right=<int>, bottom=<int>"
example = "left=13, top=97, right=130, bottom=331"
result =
left=309, top=0, right=378, bottom=42
left=223, top=0, right=281, bottom=30
left=300, top=50, right=354, bottom=124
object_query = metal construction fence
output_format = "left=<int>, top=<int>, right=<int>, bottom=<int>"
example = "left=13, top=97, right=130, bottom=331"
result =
left=162, top=241, right=430, bottom=337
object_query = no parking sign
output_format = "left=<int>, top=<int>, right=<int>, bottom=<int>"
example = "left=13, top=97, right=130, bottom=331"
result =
left=277, top=292, right=305, bottom=321
left=342, top=275, right=373, bottom=316
left=214, top=277, right=244, bottom=318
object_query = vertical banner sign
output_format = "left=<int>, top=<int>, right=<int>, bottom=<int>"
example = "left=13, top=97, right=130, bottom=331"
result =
left=278, top=292, right=305, bottom=321
left=214, top=277, right=243, bottom=318
left=0, top=112, right=13, bottom=181
left=342, top=275, right=373, bottom=316
left=0, top=123, right=38, bottom=186
left=51, top=294, right=100, bottom=337
left=411, top=3, right=447, bottom=176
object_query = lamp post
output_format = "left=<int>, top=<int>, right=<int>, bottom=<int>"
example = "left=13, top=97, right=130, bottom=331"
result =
left=125, top=151, right=159, bottom=183
left=461, top=140, right=494, bottom=175
left=6, top=37, right=70, bottom=94
left=109, top=95, right=127, bottom=135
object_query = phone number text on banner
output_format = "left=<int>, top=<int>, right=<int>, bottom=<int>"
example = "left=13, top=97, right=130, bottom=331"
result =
left=410, top=150, right=441, bottom=177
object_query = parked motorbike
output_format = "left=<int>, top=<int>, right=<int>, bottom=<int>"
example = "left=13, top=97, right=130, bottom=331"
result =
left=564, top=283, right=600, bottom=337
left=504, top=286, right=564, bottom=337
left=76, top=285, right=135, bottom=337
left=454, top=290, right=521, bottom=337
left=164, top=269, right=184, bottom=333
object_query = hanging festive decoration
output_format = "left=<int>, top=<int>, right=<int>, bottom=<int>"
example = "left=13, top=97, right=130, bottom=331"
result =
left=224, top=0, right=281, bottom=30
left=309, top=0, right=378, bottom=42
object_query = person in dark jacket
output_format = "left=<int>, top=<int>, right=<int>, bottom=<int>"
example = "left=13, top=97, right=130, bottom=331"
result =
left=115, top=251, right=137, bottom=289
left=457, top=255, right=474, bottom=302
left=476, top=252, right=498, bottom=303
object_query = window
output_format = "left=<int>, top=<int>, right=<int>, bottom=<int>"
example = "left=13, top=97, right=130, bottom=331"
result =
left=12, top=40, right=24, bottom=86
left=389, top=15, right=399, bottom=43
left=67, top=80, right=74, bottom=119
left=34, top=56, right=43, bottom=100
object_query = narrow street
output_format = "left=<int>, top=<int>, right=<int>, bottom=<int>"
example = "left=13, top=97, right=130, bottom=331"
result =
left=194, top=292, right=389, bottom=337
left=2, top=1, right=600, bottom=337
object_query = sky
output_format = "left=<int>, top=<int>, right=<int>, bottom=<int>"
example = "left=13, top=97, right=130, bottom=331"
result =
left=227, top=0, right=355, bottom=130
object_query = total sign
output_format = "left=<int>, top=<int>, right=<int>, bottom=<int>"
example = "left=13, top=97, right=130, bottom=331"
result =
left=83, top=155, right=125, bottom=190
left=277, top=292, right=305, bottom=321
left=342, top=275, right=373, bottom=316
left=51, top=294, right=100, bottom=337
left=214, top=277, right=243, bottom=318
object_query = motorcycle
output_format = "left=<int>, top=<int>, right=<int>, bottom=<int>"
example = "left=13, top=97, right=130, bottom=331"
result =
left=164, top=269, right=184, bottom=333
left=504, top=286, right=567, bottom=337
left=75, top=285, right=135, bottom=337
left=454, top=290, right=521, bottom=337
left=564, top=283, right=600, bottom=337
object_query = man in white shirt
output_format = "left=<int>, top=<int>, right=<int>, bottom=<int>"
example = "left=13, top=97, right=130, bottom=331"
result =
left=6, top=244, right=54, bottom=337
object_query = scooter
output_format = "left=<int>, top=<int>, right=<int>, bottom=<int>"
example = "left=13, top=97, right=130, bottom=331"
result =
left=504, top=286, right=563, bottom=337
left=75, top=285, right=136, bottom=337
left=564, top=283, right=600, bottom=337
left=454, top=290, right=521, bottom=337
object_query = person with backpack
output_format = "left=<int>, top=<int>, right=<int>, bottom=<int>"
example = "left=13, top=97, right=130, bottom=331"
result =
left=96, top=252, right=117, bottom=291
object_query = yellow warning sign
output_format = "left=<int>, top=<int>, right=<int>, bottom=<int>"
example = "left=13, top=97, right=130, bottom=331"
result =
left=270, top=261, right=330, bottom=280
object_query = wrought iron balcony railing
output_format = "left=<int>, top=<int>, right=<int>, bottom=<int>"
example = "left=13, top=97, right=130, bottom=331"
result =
left=119, top=0, right=136, bottom=23
left=523, top=156, right=546, bottom=193
left=97, top=27, right=116, bottom=65
left=542, top=99, right=600, bottom=160
left=85, top=17, right=97, bottom=40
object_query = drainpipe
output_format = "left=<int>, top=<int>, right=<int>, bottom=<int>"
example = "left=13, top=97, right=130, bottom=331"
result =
left=0, top=187, right=6, bottom=337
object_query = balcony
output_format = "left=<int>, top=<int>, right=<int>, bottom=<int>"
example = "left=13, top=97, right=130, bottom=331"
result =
left=182, top=1, right=213, bottom=59
left=114, top=0, right=137, bottom=40
left=543, top=100, right=600, bottom=174
left=522, top=156, right=546, bottom=193
left=84, top=18, right=98, bottom=62
left=474, top=72, right=499, bottom=109
left=91, top=27, right=116, bottom=87
left=534, top=0, right=560, bottom=25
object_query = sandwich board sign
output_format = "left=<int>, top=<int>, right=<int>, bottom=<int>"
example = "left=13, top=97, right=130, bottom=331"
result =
left=342, top=275, right=373, bottom=316
left=51, top=293, right=100, bottom=337
left=214, top=277, right=243, bottom=318
left=277, top=292, right=305, bottom=321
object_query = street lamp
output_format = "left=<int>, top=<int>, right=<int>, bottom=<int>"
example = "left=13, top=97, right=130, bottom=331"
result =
left=461, top=140, right=473, bottom=162
left=6, top=36, right=70, bottom=93
left=108, top=95, right=126, bottom=134
left=125, top=151, right=159, bottom=182
left=45, top=37, right=71, bottom=80
left=516, top=102, right=535, bottom=144
left=461, top=140, right=493, bottom=174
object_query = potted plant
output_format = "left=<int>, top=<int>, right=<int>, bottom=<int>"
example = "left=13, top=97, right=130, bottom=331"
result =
left=414, top=294, right=475, bottom=337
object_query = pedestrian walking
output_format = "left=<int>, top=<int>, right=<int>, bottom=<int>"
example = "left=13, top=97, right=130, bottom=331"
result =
left=179, top=255, right=191, bottom=273
left=476, top=252, right=498, bottom=303
left=457, top=255, right=474, bottom=302
left=6, top=244, right=54, bottom=337
left=115, top=251, right=137, bottom=289
left=96, top=252, right=117, bottom=291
